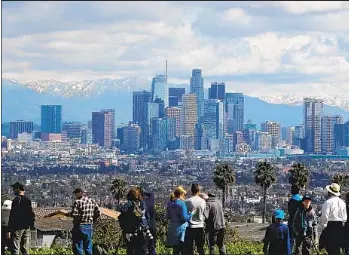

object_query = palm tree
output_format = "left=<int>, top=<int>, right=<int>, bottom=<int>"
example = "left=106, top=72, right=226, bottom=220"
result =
left=254, top=161, right=277, bottom=223
left=110, top=178, right=127, bottom=206
left=288, top=163, right=310, bottom=192
left=332, top=174, right=349, bottom=190
left=213, top=163, right=235, bottom=207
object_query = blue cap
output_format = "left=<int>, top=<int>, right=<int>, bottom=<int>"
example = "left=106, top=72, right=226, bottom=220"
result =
left=274, top=209, right=285, bottom=220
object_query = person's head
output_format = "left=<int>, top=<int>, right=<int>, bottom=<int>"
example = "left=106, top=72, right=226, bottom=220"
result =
left=73, top=188, right=86, bottom=199
left=302, top=195, right=312, bottom=209
left=191, top=183, right=201, bottom=196
left=174, top=186, right=187, bottom=200
left=274, top=209, right=285, bottom=222
left=291, top=184, right=300, bottom=195
left=127, top=187, right=143, bottom=202
left=325, top=183, right=341, bottom=198
left=10, top=182, right=25, bottom=195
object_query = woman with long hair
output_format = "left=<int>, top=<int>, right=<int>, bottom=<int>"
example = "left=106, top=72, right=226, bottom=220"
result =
left=118, top=187, right=152, bottom=255
left=166, top=186, right=192, bottom=255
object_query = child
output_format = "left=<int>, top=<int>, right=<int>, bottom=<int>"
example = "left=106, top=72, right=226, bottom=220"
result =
left=263, top=209, right=291, bottom=255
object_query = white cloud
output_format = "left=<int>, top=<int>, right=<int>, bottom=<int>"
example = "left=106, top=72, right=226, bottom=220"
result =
left=272, top=1, right=349, bottom=14
left=2, top=1, right=349, bottom=98
left=223, top=8, right=251, bottom=25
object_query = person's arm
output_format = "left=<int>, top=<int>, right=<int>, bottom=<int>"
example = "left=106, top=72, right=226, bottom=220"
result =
left=321, top=202, right=330, bottom=228
left=262, top=226, right=271, bottom=255
left=203, top=202, right=210, bottom=220
left=27, top=198, right=35, bottom=228
left=7, top=199, right=15, bottom=234
left=342, top=201, right=347, bottom=223
left=180, top=201, right=192, bottom=222
left=285, top=225, right=292, bottom=255
left=93, top=201, right=101, bottom=222
left=291, top=209, right=299, bottom=237
left=69, top=201, right=79, bottom=218
left=166, top=204, right=171, bottom=220
left=312, top=210, right=319, bottom=242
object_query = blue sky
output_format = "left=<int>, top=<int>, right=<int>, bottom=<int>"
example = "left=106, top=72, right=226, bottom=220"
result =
left=2, top=1, right=349, bottom=96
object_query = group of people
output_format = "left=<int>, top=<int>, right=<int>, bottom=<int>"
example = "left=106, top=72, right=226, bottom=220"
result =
left=1, top=181, right=349, bottom=255
left=263, top=182, right=348, bottom=255
left=117, top=184, right=226, bottom=255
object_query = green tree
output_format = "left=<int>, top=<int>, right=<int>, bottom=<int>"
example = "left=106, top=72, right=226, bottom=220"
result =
left=332, top=174, right=349, bottom=190
left=288, top=163, right=310, bottom=191
left=254, top=161, right=277, bottom=223
left=213, top=163, right=236, bottom=207
left=110, top=177, right=127, bottom=206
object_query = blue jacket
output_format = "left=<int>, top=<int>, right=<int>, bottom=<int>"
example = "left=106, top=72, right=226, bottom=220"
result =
left=263, top=222, right=291, bottom=255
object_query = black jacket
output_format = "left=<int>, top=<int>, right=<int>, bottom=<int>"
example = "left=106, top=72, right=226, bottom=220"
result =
left=8, top=195, right=35, bottom=231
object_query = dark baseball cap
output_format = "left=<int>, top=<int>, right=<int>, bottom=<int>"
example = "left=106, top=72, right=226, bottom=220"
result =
left=302, top=195, right=312, bottom=201
left=11, top=182, right=25, bottom=190
left=73, top=187, right=86, bottom=194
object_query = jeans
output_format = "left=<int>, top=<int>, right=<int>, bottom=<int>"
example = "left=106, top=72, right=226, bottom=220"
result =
left=184, top=228, right=205, bottom=255
left=206, top=228, right=226, bottom=255
left=72, top=224, right=93, bottom=255
left=294, top=235, right=312, bottom=255
left=11, top=228, right=31, bottom=255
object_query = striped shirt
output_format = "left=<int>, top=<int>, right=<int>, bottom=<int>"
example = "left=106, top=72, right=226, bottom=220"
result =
left=71, top=196, right=100, bottom=224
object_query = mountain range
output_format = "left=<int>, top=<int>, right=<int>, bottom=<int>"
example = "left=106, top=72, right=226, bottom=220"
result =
left=2, top=78, right=349, bottom=128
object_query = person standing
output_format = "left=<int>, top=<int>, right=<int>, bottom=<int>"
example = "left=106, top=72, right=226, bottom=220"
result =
left=203, top=192, right=226, bottom=255
left=263, top=209, right=292, bottom=255
left=288, top=184, right=302, bottom=250
left=343, top=192, right=349, bottom=255
left=320, top=183, right=347, bottom=255
left=184, top=184, right=206, bottom=255
left=118, top=187, right=152, bottom=255
left=7, top=182, right=35, bottom=255
left=2, top=200, right=12, bottom=254
left=292, top=195, right=318, bottom=255
left=138, top=187, right=157, bottom=255
left=69, top=188, right=101, bottom=255
left=166, top=186, right=192, bottom=255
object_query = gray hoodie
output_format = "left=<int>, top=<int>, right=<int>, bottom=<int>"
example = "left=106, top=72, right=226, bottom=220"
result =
left=186, top=195, right=206, bottom=229
left=204, top=197, right=225, bottom=231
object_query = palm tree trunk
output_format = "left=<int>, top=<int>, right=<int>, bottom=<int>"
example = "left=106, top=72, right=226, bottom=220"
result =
left=222, top=188, right=226, bottom=208
left=262, top=185, right=267, bottom=224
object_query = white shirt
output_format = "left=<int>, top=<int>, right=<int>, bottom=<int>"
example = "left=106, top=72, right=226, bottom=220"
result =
left=321, top=196, right=347, bottom=227
left=185, top=195, right=206, bottom=229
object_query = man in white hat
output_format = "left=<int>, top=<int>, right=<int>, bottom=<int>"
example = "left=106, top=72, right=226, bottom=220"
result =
left=320, top=183, right=347, bottom=255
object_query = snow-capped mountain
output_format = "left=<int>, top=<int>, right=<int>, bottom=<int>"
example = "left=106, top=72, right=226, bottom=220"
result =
left=259, top=94, right=349, bottom=111
left=2, top=78, right=349, bottom=111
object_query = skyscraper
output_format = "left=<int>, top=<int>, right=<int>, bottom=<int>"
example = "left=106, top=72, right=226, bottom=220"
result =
left=243, top=121, right=257, bottom=151
left=169, top=88, right=185, bottom=107
left=261, top=121, right=281, bottom=148
left=62, top=122, right=83, bottom=139
left=146, top=102, right=161, bottom=149
left=194, top=123, right=207, bottom=150
left=41, top=105, right=62, bottom=133
left=256, top=131, right=272, bottom=153
left=190, top=69, right=204, bottom=123
left=209, top=82, right=225, bottom=100
left=204, top=99, right=224, bottom=141
left=133, top=91, right=152, bottom=148
left=9, top=120, right=34, bottom=139
left=321, top=115, right=342, bottom=154
left=334, top=121, right=349, bottom=151
left=166, top=117, right=177, bottom=144
left=181, top=94, right=197, bottom=137
left=151, top=118, right=167, bottom=152
left=293, top=125, right=305, bottom=146
left=92, top=110, right=113, bottom=148
left=102, top=109, right=115, bottom=138
left=304, top=98, right=323, bottom=153
left=165, top=107, right=181, bottom=137
left=121, top=122, right=141, bottom=153
left=282, top=127, right=295, bottom=145
left=151, top=75, right=168, bottom=107
left=225, top=93, right=244, bottom=133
